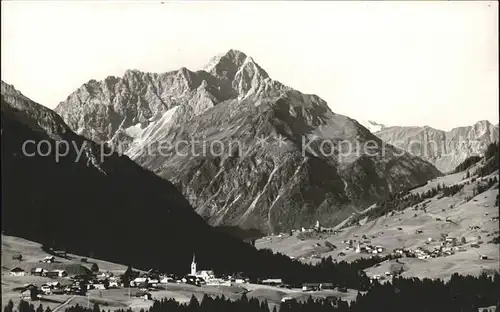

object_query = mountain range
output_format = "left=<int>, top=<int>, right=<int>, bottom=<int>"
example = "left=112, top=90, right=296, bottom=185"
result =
left=372, top=121, right=499, bottom=173
left=54, top=49, right=440, bottom=234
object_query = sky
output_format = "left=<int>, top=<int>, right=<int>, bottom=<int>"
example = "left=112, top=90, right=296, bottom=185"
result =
left=1, top=1, right=498, bottom=131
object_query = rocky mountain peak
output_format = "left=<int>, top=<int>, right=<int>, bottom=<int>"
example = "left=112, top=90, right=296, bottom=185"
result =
left=204, top=49, right=246, bottom=71
left=472, top=120, right=493, bottom=132
left=204, top=49, right=269, bottom=82
left=54, top=51, right=441, bottom=233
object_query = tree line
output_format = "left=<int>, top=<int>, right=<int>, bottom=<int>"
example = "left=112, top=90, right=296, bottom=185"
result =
left=476, top=142, right=499, bottom=178
left=453, top=156, right=482, bottom=174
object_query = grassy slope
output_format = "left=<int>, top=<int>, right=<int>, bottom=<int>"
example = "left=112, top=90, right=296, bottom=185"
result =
left=256, top=169, right=499, bottom=281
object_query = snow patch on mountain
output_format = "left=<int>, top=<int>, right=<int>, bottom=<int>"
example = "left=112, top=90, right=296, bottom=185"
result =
left=359, top=120, right=387, bottom=133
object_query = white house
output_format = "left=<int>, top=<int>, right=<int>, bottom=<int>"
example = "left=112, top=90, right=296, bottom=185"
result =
left=40, top=285, right=52, bottom=295
left=93, top=284, right=106, bottom=290
left=195, top=270, right=215, bottom=281
left=206, top=278, right=231, bottom=286
left=31, top=268, right=48, bottom=276
left=43, top=256, right=55, bottom=263
left=131, top=277, right=148, bottom=288
left=109, top=280, right=119, bottom=288
left=46, top=270, right=68, bottom=278
left=10, top=267, right=27, bottom=277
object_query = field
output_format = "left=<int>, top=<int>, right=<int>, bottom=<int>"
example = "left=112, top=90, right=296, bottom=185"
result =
left=1, top=235, right=358, bottom=311
left=256, top=170, right=500, bottom=281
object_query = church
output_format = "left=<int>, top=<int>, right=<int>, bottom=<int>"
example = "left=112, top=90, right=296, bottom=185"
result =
left=190, top=254, right=215, bottom=281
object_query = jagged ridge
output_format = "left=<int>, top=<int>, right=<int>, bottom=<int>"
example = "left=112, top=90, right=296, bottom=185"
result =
left=374, top=122, right=499, bottom=173
left=55, top=50, right=441, bottom=234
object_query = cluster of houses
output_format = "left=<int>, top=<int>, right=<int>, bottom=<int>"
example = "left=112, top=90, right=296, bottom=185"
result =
left=301, top=282, right=339, bottom=292
left=10, top=249, right=366, bottom=302
left=259, top=278, right=345, bottom=293
left=390, top=233, right=489, bottom=260
left=336, top=238, right=386, bottom=256
left=354, top=242, right=385, bottom=255
left=9, top=267, right=67, bottom=278
left=369, top=271, right=394, bottom=282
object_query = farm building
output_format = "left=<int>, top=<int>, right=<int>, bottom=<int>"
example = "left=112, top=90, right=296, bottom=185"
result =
left=302, top=283, right=321, bottom=291
left=194, top=270, right=215, bottom=282
left=320, top=283, right=334, bottom=290
left=21, top=288, right=35, bottom=300
left=42, top=256, right=55, bottom=263
left=46, top=270, right=68, bottom=278
left=261, top=278, right=283, bottom=286
left=31, top=267, right=48, bottom=276
left=20, top=285, right=39, bottom=300
left=10, top=267, right=27, bottom=276
left=131, top=277, right=149, bottom=288
left=54, top=269, right=67, bottom=277
left=136, top=291, right=152, bottom=300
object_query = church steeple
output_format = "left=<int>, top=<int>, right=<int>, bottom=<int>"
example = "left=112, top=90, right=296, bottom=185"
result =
left=190, top=253, right=197, bottom=276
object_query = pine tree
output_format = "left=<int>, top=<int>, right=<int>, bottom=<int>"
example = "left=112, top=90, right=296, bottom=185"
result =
left=188, top=295, right=199, bottom=309
left=122, top=266, right=134, bottom=287
left=4, top=300, right=14, bottom=312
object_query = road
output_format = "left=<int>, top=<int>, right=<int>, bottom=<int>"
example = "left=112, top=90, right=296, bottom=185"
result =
left=52, top=295, right=75, bottom=312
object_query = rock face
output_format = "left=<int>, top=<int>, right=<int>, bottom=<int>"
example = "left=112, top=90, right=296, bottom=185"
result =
left=374, top=122, right=499, bottom=173
left=55, top=49, right=440, bottom=234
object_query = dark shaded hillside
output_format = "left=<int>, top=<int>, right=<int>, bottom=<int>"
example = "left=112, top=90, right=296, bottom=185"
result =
left=1, top=94, right=206, bottom=272
left=0, top=93, right=301, bottom=279
left=0, top=92, right=377, bottom=289
left=213, top=226, right=266, bottom=243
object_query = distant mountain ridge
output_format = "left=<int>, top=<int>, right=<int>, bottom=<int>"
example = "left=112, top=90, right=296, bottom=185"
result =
left=373, top=120, right=499, bottom=173
left=55, top=49, right=441, bottom=234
